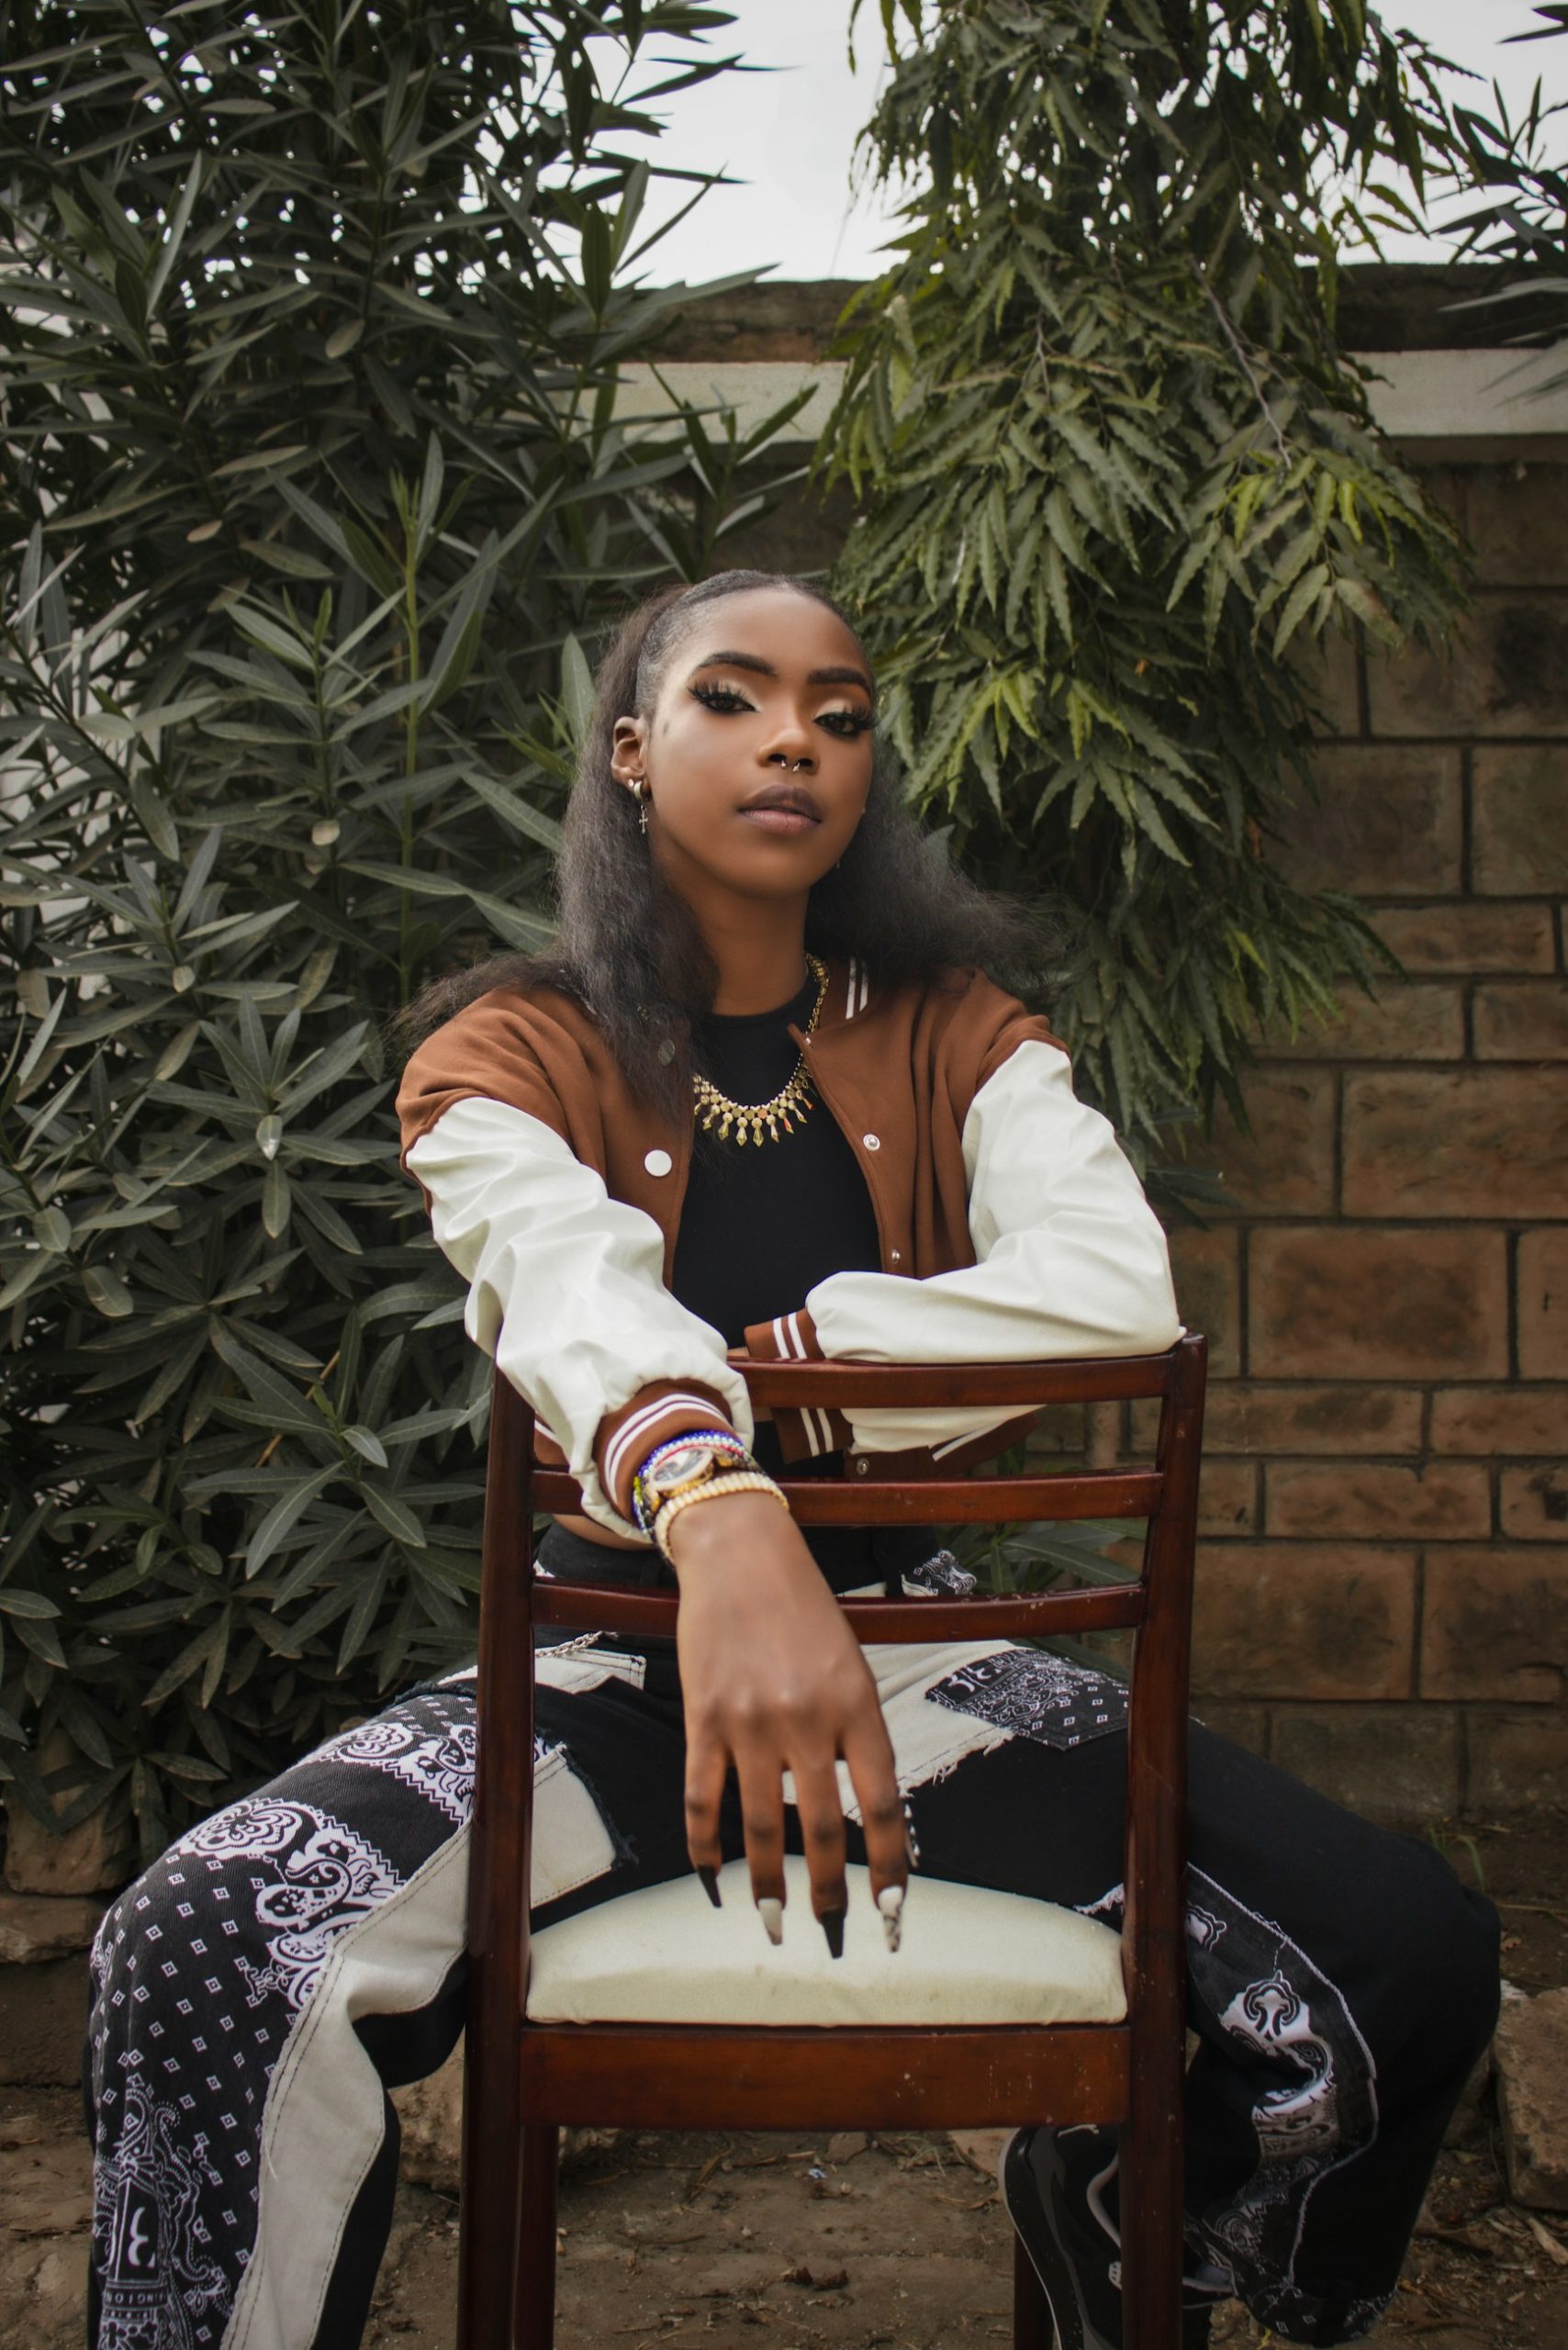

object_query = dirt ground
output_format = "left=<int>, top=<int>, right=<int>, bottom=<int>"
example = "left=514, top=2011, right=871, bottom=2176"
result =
left=3, top=1818, right=1564, bottom=2350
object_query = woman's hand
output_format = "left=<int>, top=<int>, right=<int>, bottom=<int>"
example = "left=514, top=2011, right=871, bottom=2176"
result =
left=667, top=1490, right=907, bottom=1955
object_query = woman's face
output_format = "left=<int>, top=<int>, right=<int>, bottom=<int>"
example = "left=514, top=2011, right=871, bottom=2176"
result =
left=610, top=587, right=876, bottom=907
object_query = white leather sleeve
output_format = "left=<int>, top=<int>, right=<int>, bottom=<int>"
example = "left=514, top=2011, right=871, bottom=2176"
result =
left=406, top=1095, right=753, bottom=1535
left=807, top=1039, right=1182, bottom=1456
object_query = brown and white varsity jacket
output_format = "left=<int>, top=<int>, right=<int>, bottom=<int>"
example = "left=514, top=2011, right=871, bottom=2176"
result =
left=396, top=957, right=1182, bottom=1540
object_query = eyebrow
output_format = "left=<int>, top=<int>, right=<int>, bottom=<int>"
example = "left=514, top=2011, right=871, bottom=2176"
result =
left=687, top=649, right=875, bottom=700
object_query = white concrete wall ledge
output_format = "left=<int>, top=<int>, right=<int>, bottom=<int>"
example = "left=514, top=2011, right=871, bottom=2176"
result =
left=617, top=349, right=1568, bottom=443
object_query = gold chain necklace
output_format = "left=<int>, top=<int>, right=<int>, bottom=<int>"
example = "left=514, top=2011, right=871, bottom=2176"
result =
left=691, top=955, right=829, bottom=1147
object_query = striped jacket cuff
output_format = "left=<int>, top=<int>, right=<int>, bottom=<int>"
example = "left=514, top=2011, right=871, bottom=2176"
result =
left=596, top=1380, right=741, bottom=1528
left=742, top=1310, right=853, bottom=1465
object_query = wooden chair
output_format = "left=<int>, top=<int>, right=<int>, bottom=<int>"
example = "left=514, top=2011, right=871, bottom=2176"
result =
left=458, top=1337, right=1207, bottom=2350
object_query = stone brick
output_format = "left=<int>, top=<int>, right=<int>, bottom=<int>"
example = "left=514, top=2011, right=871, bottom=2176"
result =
left=0, top=1891, right=105, bottom=1965
left=1197, top=1381, right=1427, bottom=1456
left=1025, top=1403, right=1088, bottom=1459
left=1370, top=901, right=1556, bottom=976
left=1464, top=462, right=1568, bottom=589
left=1467, top=1709, right=1568, bottom=1810
left=1204, top=1070, right=1337, bottom=1217
left=1473, top=744, right=1568, bottom=895
left=1474, top=981, right=1568, bottom=1060
left=1297, top=627, right=1362, bottom=737
left=1430, top=1387, right=1568, bottom=1455
left=1495, top=1987, right=1568, bottom=2210
left=1422, top=1548, right=1568, bottom=1703
left=1270, top=1702, right=1462, bottom=1822
left=3, top=1729, right=129, bottom=1897
left=1193, top=1544, right=1415, bottom=1700
left=1260, top=979, right=1463, bottom=1063
left=1189, top=1700, right=1270, bottom=1755
left=1266, top=1460, right=1491, bottom=1540
left=1197, top=1459, right=1259, bottom=1537
left=1167, top=1226, right=1240, bottom=1380
left=1279, top=744, right=1462, bottom=895
left=1501, top=1465, right=1568, bottom=1541
left=1250, top=1226, right=1508, bottom=1380
left=1367, top=592, right=1568, bottom=737
left=1519, top=1230, right=1568, bottom=1379
left=1342, top=1069, right=1568, bottom=1219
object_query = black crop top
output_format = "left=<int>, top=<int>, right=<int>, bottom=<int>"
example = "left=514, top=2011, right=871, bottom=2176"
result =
left=670, top=968, right=882, bottom=1352
left=666, top=970, right=927, bottom=1595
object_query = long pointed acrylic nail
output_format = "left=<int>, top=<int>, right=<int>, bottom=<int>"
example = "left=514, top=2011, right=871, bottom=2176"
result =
left=756, top=1897, right=784, bottom=1946
left=879, top=1883, right=905, bottom=1953
left=697, top=1865, right=722, bottom=1909
left=821, top=1907, right=846, bottom=1960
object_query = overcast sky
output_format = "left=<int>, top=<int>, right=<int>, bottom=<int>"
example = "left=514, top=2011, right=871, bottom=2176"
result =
left=622, top=0, right=1567, bottom=287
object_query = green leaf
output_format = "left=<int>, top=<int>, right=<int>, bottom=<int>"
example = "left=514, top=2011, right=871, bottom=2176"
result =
left=361, top=1485, right=427, bottom=1548
left=245, top=1468, right=340, bottom=1579
left=82, top=1265, right=134, bottom=1317
left=560, top=635, right=595, bottom=751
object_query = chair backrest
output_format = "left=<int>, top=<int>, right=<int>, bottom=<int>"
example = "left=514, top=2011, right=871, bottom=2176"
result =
left=468, top=1339, right=1206, bottom=2027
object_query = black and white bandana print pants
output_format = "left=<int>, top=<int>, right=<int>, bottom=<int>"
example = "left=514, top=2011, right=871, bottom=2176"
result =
left=85, top=1626, right=1497, bottom=2350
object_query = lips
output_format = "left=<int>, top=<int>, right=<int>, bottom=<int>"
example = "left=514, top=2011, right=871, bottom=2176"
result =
left=739, top=781, right=822, bottom=831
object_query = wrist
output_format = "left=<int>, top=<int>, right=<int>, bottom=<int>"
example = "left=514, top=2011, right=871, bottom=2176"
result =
left=663, top=1485, right=795, bottom=1575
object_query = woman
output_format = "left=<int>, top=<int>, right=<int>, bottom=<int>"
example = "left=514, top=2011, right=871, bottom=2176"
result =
left=86, top=570, right=1497, bottom=2350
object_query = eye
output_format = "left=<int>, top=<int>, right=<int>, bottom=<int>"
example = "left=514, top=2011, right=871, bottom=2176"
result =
left=689, top=682, right=754, bottom=713
left=818, top=708, right=876, bottom=739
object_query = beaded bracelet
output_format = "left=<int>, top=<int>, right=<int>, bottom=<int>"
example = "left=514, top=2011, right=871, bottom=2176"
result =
left=652, top=1471, right=790, bottom=1561
left=631, top=1427, right=752, bottom=1537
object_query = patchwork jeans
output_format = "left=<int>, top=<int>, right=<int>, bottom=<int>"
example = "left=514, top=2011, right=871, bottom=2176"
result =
left=85, top=1589, right=1498, bottom=2350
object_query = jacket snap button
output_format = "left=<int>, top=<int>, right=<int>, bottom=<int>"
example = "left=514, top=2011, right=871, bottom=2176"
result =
left=855, top=1457, right=870, bottom=1476
left=862, top=1133, right=880, bottom=1151
left=644, top=1148, right=673, bottom=1177
left=890, top=1248, right=902, bottom=1265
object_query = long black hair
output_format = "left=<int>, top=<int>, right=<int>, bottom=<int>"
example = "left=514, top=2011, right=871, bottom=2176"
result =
left=396, top=570, right=1058, bottom=1111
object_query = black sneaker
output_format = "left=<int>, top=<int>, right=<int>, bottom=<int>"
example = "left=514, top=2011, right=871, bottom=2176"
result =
left=999, top=2125, right=1229, bottom=2350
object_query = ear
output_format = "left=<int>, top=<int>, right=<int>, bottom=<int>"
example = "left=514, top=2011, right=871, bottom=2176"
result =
left=610, top=714, right=649, bottom=784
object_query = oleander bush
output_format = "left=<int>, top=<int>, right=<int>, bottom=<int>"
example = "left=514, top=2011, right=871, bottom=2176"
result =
left=0, top=0, right=798, bottom=1859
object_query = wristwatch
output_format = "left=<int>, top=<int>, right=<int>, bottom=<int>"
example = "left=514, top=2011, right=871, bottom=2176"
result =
left=631, top=1434, right=756, bottom=1537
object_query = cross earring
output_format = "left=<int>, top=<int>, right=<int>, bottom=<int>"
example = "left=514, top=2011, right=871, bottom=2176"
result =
left=630, top=779, right=650, bottom=834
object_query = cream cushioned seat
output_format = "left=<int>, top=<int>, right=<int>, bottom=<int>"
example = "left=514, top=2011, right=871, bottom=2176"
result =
left=526, top=1857, right=1126, bottom=2028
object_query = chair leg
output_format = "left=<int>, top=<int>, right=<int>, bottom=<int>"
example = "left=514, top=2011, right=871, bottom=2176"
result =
left=1012, top=2230, right=1054, bottom=2350
left=511, top=2122, right=559, bottom=2350
left=1118, top=2108, right=1184, bottom=2350
left=457, top=2044, right=521, bottom=2350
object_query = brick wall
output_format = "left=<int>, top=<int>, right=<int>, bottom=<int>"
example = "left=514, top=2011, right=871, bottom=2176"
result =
left=651, top=279, right=1568, bottom=1821
left=1162, top=460, right=1568, bottom=1822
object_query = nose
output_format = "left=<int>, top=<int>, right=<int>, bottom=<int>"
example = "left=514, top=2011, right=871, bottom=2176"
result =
left=762, top=711, right=816, bottom=772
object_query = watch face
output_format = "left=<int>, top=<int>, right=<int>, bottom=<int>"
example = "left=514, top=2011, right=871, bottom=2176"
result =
left=648, top=1442, right=719, bottom=1494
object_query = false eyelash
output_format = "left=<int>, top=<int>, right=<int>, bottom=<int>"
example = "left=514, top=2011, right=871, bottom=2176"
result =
left=688, top=681, right=877, bottom=737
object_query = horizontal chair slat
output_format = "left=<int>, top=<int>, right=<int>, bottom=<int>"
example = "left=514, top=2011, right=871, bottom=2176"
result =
left=741, top=1354, right=1176, bottom=1408
left=521, top=2020, right=1130, bottom=2131
left=531, top=1470, right=1163, bottom=1524
left=530, top=1583, right=1145, bottom=1640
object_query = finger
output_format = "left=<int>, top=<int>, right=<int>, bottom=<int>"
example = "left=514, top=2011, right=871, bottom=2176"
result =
left=683, top=1731, right=728, bottom=1908
left=790, top=1755, right=849, bottom=1957
left=843, top=1715, right=909, bottom=1952
left=734, top=1748, right=788, bottom=1946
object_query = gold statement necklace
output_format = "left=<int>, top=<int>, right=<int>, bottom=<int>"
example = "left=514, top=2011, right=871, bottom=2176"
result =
left=691, top=954, right=829, bottom=1147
